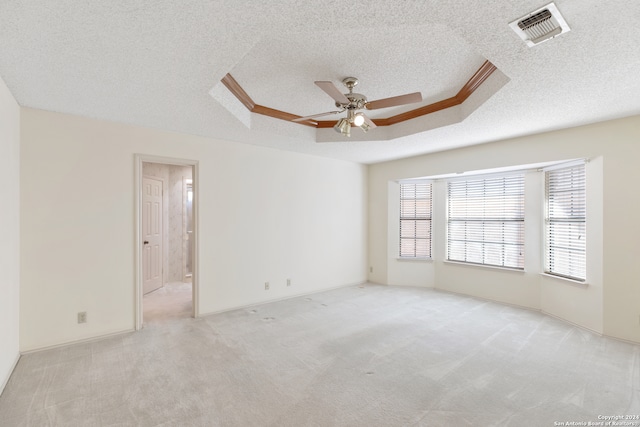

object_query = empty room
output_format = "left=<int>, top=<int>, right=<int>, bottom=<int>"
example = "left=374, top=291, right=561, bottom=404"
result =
left=1, top=1, right=640, bottom=425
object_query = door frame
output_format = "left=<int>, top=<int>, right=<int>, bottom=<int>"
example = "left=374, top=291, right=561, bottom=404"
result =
left=134, top=154, right=199, bottom=330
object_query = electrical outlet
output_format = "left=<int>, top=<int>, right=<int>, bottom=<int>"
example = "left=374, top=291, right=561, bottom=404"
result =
left=77, top=312, right=87, bottom=324
left=265, top=282, right=270, bottom=290
left=369, top=266, right=373, bottom=273
left=287, top=279, right=291, bottom=287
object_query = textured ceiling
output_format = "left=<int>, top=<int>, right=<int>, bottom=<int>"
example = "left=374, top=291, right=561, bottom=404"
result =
left=1, top=0, right=639, bottom=164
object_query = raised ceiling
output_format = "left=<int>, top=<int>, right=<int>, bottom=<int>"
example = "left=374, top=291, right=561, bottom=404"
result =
left=0, top=1, right=639, bottom=164
left=218, top=25, right=487, bottom=120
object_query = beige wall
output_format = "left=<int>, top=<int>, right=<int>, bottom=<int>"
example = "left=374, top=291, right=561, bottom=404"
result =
left=20, top=108, right=368, bottom=351
left=15, top=103, right=640, bottom=352
left=0, top=75, right=20, bottom=393
left=369, top=115, right=640, bottom=342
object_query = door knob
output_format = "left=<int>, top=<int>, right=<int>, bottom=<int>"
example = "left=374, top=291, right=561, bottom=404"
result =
left=143, top=241, right=149, bottom=245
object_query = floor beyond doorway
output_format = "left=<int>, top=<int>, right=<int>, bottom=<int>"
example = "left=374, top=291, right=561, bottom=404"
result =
left=143, top=281, right=192, bottom=323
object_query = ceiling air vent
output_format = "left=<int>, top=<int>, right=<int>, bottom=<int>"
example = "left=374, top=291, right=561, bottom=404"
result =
left=509, top=2, right=570, bottom=47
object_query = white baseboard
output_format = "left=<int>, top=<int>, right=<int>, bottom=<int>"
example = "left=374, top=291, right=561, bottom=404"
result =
left=20, top=328, right=135, bottom=355
left=199, top=281, right=366, bottom=318
left=0, top=352, right=20, bottom=397
left=432, top=285, right=540, bottom=313
left=21, top=282, right=366, bottom=353
left=541, top=310, right=603, bottom=337
left=405, top=283, right=637, bottom=344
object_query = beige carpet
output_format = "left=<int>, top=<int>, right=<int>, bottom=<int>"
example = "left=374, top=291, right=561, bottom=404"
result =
left=1, top=283, right=639, bottom=426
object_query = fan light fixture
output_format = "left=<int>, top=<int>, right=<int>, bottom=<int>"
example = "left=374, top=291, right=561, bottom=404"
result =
left=333, top=111, right=369, bottom=137
left=294, top=76, right=423, bottom=137
left=334, top=118, right=350, bottom=136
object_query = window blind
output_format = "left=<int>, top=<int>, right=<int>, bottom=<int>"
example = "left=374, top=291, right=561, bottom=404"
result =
left=400, top=182, right=432, bottom=258
left=447, top=175, right=525, bottom=269
left=546, top=164, right=586, bottom=281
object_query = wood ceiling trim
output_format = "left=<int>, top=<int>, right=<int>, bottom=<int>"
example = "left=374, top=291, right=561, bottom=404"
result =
left=221, top=73, right=317, bottom=127
left=455, top=60, right=497, bottom=102
left=221, top=74, right=255, bottom=111
left=252, top=105, right=318, bottom=127
left=222, top=60, right=496, bottom=129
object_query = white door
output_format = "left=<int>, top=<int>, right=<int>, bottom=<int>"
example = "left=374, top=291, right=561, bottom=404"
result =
left=143, top=177, right=163, bottom=294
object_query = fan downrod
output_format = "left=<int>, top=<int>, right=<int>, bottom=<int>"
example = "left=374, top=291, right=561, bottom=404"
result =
left=342, top=77, right=359, bottom=91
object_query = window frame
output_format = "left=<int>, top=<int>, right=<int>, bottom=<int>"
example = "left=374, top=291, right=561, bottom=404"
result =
left=544, top=163, right=587, bottom=282
left=399, top=181, right=432, bottom=259
left=446, top=173, right=525, bottom=270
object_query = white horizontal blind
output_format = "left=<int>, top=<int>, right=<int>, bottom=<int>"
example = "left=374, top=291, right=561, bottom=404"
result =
left=447, top=175, right=525, bottom=269
left=546, top=164, right=586, bottom=281
left=400, top=182, right=432, bottom=258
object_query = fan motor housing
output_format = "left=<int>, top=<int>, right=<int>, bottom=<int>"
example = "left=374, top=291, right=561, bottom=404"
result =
left=336, top=93, right=367, bottom=110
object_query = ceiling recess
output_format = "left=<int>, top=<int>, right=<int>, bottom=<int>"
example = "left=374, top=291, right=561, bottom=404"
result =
left=509, top=2, right=570, bottom=47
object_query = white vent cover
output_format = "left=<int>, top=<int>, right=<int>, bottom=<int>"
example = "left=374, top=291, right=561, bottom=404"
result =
left=509, top=2, right=570, bottom=47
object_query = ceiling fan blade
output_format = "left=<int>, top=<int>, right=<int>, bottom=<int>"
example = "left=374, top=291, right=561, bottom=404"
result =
left=365, top=92, right=422, bottom=110
left=315, top=81, right=350, bottom=104
left=292, top=110, right=344, bottom=122
left=361, top=113, right=377, bottom=129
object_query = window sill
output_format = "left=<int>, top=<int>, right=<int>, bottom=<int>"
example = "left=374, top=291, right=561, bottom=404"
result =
left=396, top=257, right=432, bottom=262
left=541, top=273, right=589, bottom=288
left=443, top=260, right=525, bottom=273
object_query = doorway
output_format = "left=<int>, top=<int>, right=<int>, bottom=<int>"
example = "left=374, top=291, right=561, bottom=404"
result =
left=184, top=178, right=194, bottom=280
left=135, top=155, right=198, bottom=329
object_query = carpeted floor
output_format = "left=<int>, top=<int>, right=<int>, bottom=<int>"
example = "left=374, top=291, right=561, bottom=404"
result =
left=1, top=283, right=639, bottom=426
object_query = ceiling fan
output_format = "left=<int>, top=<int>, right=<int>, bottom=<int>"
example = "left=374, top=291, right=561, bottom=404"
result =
left=294, top=77, right=422, bottom=136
